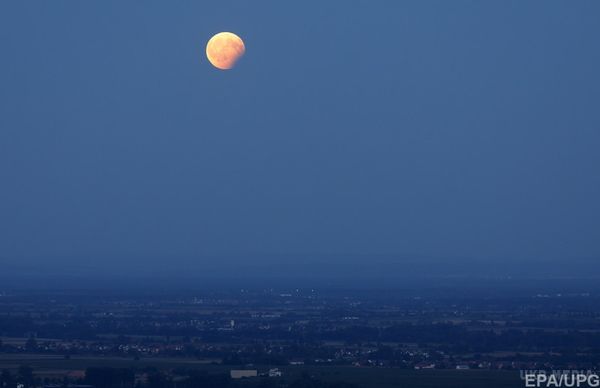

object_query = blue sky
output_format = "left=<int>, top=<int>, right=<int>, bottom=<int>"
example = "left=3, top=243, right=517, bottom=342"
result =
left=1, top=1, right=599, bottom=278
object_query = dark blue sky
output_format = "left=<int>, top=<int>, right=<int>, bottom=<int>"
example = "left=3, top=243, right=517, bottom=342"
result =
left=1, top=1, right=599, bottom=278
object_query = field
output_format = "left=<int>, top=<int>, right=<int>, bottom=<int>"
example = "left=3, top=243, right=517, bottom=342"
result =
left=0, top=354, right=523, bottom=388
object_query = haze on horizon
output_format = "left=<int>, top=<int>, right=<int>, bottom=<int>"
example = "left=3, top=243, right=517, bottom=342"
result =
left=1, top=2, right=599, bottom=283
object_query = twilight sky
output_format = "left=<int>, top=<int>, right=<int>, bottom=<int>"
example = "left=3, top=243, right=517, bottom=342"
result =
left=1, top=1, right=599, bottom=278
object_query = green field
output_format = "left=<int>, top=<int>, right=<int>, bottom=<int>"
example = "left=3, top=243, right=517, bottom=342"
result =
left=0, top=354, right=523, bottom=388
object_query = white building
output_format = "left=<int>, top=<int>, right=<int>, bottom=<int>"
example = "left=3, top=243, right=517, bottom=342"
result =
left=268, top=368, right=282, bottom=377
left=230, top=370, right=258, bottom=379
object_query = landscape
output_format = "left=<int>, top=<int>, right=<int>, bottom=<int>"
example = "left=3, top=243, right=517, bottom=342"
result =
left=1, top=2, right=599, bottom=387
left=1, top=279, right=599, bottom=387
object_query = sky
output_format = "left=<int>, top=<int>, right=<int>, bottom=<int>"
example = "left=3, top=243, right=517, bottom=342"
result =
left=1, top=1, right=599, bottom=284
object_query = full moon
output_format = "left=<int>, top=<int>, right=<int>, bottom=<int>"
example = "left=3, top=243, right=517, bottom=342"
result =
left=206, top=32, right=245, bottom=70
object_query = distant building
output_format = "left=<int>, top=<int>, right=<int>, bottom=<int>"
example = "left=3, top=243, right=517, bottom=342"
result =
left=268, top=368, right=282, bottom=377
left=414, top=362, right=436, bottom=370
left=456, top=365, right=470, bottom=370
left=230, top=370, right=257, bottom=379
left=66, top=370, right=86, bottom=379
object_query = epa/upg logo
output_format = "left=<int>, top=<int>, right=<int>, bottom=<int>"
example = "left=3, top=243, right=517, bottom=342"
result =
left=522, top=370, right=600, bottom=387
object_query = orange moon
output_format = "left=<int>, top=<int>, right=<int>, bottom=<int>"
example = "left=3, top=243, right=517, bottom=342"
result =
left=206, top=32, right=245, bottom=70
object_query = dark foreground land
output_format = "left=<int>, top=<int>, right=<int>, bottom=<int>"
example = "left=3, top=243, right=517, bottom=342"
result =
left=0, top=354, right=522, bottom=388
left=1, top=280, right=599, bottom=387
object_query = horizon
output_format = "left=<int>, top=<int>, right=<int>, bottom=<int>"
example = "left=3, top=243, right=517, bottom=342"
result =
left=2, top=253, right=600, bottom=291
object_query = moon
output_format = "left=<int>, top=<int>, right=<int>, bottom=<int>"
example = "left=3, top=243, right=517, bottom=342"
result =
left=206, top=32, right=245, bottom=70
